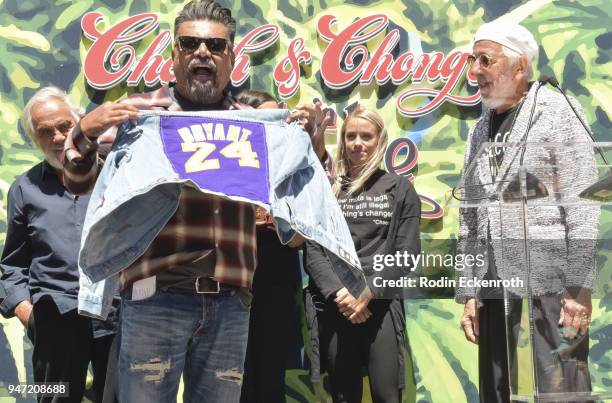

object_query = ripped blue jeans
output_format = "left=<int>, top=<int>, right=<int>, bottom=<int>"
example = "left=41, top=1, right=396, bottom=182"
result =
left=117, top=288, right=251, bottom=403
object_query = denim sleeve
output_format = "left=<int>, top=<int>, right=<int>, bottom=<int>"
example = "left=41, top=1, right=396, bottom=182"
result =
left=0, top=182, right=31, bottom=318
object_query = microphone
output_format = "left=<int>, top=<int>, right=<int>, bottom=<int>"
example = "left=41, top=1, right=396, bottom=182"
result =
left=538, top=74, right=593, bottom=140
left=539, top=74, right=612, bottom=200
left=538, top=75, right=559, bottom=87
left=510, top=78, right=547, bottom=201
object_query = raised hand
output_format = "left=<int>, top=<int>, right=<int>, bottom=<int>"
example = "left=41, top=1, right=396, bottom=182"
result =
left=80, top=102, right=141, bottom=139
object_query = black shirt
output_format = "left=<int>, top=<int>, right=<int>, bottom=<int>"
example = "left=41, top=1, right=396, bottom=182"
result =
left=337, top=170, right=397, bottom=272
left=489, top=105, right=519, bottom=174
left=483, top=106, right=519, bottom=295
left=253, top=207, right=301, bottom=286
left=0, top=161, right=117, bottom=336
left=305, top=170, right=420, bottom=301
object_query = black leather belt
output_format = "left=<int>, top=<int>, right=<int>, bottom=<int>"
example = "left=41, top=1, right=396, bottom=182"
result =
left=195, top=277, right=221, bottom=294
left=158, top=276, right=237, bottom=294
left=154, top=251, right=228, bottom=294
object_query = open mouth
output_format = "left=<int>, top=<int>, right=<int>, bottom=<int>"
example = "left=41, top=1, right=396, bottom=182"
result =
left=190, top=65, right=215, bottom=80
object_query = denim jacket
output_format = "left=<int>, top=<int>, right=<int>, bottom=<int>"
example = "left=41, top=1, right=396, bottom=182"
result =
left=78, top=109, right=362, bottom=319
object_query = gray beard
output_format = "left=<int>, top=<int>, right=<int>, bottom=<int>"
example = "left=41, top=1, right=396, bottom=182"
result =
left=481, top=96, right=502, bottom=110
left=184, top=76, right=219, bottom=104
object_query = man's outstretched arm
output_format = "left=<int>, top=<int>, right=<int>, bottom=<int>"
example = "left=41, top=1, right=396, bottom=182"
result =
left=63, top=102, right=140, bottom=194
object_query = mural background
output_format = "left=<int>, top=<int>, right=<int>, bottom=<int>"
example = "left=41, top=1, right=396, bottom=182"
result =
left=0, top=0, right=610, bottom=401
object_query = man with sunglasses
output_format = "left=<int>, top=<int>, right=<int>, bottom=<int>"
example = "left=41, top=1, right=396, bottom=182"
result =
left=62, top=1, right=326, bottom=402
left=456, top=22, right=598, bottom=402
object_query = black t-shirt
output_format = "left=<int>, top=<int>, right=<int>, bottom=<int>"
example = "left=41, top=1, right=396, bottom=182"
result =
left=337, top=170, right=396, bottom=266
left=254, top=208, right=301, bottom=286
left=484, top=106, right=519, bottom=294
left=489, top=105, right=519, bottom=174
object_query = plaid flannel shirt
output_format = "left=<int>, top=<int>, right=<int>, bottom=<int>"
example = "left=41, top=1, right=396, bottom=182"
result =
left=64, top=85, right=257, bottom=290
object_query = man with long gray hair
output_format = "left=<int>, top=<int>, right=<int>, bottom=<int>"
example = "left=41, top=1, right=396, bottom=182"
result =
left=0, top=86, right=117, bottom=402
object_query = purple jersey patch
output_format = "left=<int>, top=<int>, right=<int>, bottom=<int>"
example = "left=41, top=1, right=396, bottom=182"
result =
left=160, top=115, right=270, bottom=205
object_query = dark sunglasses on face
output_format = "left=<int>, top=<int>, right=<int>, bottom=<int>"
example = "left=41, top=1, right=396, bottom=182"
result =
left=467, top=53, right=497, bottom=68
left=176, top=36, right=230, bottom=54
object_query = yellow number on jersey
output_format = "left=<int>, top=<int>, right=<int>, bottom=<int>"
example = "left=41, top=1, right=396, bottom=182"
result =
left=219, top=141, right=260, bottom=168
left=182, top=142, right=220, bottom=172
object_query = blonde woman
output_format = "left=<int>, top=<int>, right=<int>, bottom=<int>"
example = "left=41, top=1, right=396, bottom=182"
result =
left=304, top=108, right=420, bottom=403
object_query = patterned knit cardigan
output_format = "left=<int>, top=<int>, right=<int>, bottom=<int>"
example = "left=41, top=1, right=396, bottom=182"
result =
left=455, top=82, right=600, bottom=303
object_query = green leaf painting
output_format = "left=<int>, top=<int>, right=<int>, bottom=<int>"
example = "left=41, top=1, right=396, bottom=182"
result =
left=0, top=0, right=610, bottom=402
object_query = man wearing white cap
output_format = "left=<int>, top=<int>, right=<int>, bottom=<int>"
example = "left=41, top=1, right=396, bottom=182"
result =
left=455, top=21, right=598, bottom=402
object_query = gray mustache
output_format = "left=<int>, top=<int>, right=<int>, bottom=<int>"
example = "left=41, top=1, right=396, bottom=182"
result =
left=188, top=58, right=216, bottom=72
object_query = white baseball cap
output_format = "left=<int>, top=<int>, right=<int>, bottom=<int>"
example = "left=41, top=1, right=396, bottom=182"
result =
left=474, top=22, right=538, bottom=61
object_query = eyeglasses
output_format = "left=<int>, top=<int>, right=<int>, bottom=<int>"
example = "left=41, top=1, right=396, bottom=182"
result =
left=467, top=53, right=498, bottom=68
left=176, top=36, right=230, bottom=54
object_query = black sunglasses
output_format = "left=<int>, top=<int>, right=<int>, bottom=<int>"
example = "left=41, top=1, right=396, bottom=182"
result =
left=176, top=36, right=230, bottom=54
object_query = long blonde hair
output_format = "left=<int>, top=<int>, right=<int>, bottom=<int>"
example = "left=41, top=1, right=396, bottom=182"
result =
left=332, top=108, right=388, bottom=196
